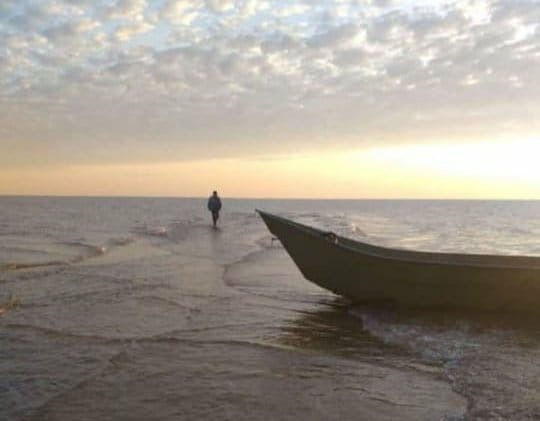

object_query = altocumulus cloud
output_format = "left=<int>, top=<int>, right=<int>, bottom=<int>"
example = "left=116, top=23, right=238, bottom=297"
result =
left=1, top=0, right=539, bottom=166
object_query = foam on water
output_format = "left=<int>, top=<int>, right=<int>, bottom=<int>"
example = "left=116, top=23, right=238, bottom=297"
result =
left=1, top=237, right=138, bottom=273
left=352, top=307, right=540, bottom=419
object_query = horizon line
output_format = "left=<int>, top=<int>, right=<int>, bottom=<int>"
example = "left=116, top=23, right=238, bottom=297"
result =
left=1, top=194, right=539, bottom=201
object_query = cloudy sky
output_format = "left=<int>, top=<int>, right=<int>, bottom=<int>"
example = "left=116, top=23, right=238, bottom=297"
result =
left=1, top=0, right=539, bottom=197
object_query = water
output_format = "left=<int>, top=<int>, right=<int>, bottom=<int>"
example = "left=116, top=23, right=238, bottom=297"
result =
left=1, top=197, right=540, bottom=420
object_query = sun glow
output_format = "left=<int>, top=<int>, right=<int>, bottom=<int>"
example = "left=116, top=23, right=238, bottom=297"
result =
left=348, top=139, right=540, bottom=198
left=362, top=139, right=540, bottom=182
left=1, top=140, right=539, bottom=199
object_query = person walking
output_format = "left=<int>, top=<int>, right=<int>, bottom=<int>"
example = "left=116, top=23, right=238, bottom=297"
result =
left=207, top=191, right=222, bottom=228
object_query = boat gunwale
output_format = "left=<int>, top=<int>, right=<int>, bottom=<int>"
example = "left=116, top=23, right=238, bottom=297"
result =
left=256, top=210, right=540, bottom=271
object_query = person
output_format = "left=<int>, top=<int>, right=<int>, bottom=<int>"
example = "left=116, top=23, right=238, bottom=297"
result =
left=207, top=190, right=222, bottom=228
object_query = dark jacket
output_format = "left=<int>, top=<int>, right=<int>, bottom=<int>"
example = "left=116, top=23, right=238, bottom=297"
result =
left=207, top=196, right=222, bottom=212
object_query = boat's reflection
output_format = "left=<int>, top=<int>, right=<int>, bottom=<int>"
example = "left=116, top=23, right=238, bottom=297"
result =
left=278, top=299, right=409, bottom=360
left=279, top=299, right=540, bottom=359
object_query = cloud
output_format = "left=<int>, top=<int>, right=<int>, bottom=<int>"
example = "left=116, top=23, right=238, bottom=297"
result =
left=8, top=5, right=52, bottom=31
left=160, top=0, right=203, bottom=25
left=1, top=0, right=540, bottom=168
left=114, top=21, right=154, bottom=41
left=307, top=23, right=361, bottom=49
left=205, top=0, right=236, bottom=13
left=106, top=0, right=148, bottom=21
left=272, top=4, right=310, bottom=18
left=43, top=19, right=100, bottom=42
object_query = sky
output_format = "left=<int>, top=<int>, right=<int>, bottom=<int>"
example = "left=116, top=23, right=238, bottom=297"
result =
left=1, top=0, right=539, bottom=198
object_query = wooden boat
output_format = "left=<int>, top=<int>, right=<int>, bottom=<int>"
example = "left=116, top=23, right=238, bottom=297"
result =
left=257, top=210, right=540, bottom=313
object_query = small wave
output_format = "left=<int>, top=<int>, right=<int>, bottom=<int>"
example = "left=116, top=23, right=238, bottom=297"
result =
left=147, top=227, right=168, bottom=237
left=62, top=241, right=108, bottom=258
left=350, top=223, right=367, bottom=237
left=0, top=265, right=68, bottom=285
left=2, top=260, right=66, bottom=271
left=66, top=237, right=138, bottom=259
left=227, top=211, right=259, bottom=219
left=2, top=237, right=137, bottom=272
left=142, top=334, right=296, bottom=354
left=3, top=323, right=131, bottom=343
left=295, top=212, right=321, bottom=219
left=349, top=308, right=485, bottom=365
left=132, top=225, right=169, bottom=238
left=0, top=244, right=56, bottom=256
left=255, top=235, right=282, bottom=250
left=134, top=295, right=200, bottom=313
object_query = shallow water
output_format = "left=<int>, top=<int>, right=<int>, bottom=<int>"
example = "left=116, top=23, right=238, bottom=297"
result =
left=1, top=197, right=540, bottom=420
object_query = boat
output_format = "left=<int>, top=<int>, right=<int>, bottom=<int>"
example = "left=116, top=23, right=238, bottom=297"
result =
left=257, top=210, right=540, bottom=313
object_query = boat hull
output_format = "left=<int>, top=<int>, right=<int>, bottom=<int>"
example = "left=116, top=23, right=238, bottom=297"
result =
left=258, top=210, right=540, bottom=313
